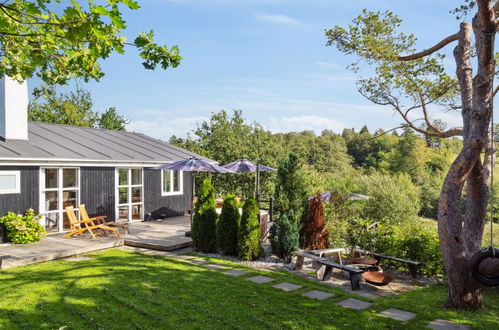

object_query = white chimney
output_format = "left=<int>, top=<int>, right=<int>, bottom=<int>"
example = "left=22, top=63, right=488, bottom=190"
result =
left=0, top=76, right=28, bottom=141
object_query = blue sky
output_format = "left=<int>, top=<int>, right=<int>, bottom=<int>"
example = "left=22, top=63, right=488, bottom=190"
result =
left=32, top=1, right=463, bottom=140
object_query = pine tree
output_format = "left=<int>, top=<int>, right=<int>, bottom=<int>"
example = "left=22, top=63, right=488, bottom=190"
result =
left=216, top=195, right=240, bottom=256
left=237, top=197, right=261, bottom=261
left=192, top=178, right=217, bottom=253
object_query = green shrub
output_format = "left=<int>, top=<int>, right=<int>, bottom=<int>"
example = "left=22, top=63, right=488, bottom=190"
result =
left=237, top=197, right=261, bottom=261
left=0, top=209, right=45, bottom=244
left=271, top=153, right=307, bottom=257
left=192, top=178, right=217, bottom=253
left=344, top=219, right=444, bottom=277
left=354, top=173, right=420, bottom=225
left=216, top=195, right=240, bottom=256
left=270, top=211, right=300, bottom=263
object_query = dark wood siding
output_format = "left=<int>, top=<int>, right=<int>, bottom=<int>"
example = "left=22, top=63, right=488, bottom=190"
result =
left=144, top=169, right=192, bottom=219
left=0, top=166, right=39, bottom=215
left=80, top=167, right=115, bottom=220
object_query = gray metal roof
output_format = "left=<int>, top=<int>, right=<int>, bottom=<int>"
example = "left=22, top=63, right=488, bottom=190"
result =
left=0, top=122, right=209, bottom=164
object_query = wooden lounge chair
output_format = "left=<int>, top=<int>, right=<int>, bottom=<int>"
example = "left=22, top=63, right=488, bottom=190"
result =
left=64, top=206, right=120, bottom=239
left=78, top=204, right=129, bottom=235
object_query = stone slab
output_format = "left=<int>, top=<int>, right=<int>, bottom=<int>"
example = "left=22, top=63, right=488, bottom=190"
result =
left=302, top=290, right=334, bottom=301
left=378, top=308, right=416, bottom=322
left=223, top=269, right=248, bottom=276
left=273, top=282, right=303, bottom=292
left=203, top=264, right=230, bottom=270
left=336, top=298, right=372, bottom=310
left=426, top=319, right=470, bottom=330
left=186, top=258, right=207, bottom=265
left=247, top=275, right=275, bottom=284
left=173, top=254, right=195, bottom=260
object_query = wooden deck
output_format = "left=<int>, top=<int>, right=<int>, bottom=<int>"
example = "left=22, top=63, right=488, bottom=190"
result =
left=0, top=216, right=191, bottom=270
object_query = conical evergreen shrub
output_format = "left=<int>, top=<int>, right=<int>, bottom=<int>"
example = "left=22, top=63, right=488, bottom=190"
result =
left=192, top=177, right=217, bottom=253
left=270, top=153, right=306, bottom=259
left=237, top=197, right=261, bottom=261
left=216, top=195, right=240, bottom=256
left=271, top=211, right=299, bottom=263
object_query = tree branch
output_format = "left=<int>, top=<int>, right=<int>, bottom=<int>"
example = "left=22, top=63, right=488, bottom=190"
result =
left=398, top=33, right=459, bottom=61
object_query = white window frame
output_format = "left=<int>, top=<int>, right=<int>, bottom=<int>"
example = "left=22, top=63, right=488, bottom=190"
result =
left=0, top=170, right=21, bottom=194
left=161, top=170, right=183, bottom=196
left=115, top=168, right=144, bottom=222
left=39, top=167, right=80, bottom=234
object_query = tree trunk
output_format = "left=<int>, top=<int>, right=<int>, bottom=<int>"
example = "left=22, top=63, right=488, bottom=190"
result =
left=438, top=2, right=497, bottom=308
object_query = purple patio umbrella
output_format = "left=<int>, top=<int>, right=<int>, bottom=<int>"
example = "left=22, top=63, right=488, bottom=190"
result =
left=221, top=159, right=276, bottom=200
left=307, top=191, right=372, bottom=202
left=222, top=159, right=276, bottom=173
left=152, top=157, right=233, bottom=232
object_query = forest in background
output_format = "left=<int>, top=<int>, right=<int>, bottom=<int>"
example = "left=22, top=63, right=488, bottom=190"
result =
left=170, top=109, right=463, bottom=222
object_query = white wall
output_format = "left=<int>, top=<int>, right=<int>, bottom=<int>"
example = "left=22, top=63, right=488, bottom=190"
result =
left=0, top=76, right=28, bottom=141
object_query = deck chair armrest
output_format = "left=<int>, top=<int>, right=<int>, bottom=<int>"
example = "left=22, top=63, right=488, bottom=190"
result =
left=74, top=219, right=96, bottom=225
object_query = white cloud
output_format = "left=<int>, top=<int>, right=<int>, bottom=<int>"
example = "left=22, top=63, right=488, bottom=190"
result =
left=127, top=116, right=206, bottom=140
left=265, top=115, right=347, bottom=134
left=255, top=13, right=302, bottom=25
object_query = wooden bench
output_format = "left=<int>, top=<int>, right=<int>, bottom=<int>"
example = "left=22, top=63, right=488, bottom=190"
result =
left=353, top=249, right=421, bottom=278
left=310, top=248, right=346, bottom=265
left=293, top=251, right=364, bottom=290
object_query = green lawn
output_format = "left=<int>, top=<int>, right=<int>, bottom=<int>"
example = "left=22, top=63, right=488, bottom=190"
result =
left=0, top=249, right=498, bottom=329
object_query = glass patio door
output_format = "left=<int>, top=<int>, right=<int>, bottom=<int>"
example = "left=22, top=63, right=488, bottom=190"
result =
left=116, top=168, right=143, bottom=222
left=40, top=168, right=79, bottom=233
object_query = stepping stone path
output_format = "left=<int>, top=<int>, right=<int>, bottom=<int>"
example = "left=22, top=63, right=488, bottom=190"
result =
left=273, top=282, right=302, bottom=292
left=247, top=275, right=275, bottom=284
left=378, top=308, right=416, bottom=322
left=426, top=319, right=470, bottom=330
left=181, top=253, right=471, bottom=329
left=336, top=298, right=372, bottom=310
left=223, top=269, right=248, bottom=277
left=302, top=290, right=334, bottom=301
left=204, top=264, right=230, bottom=270
left=173, top=255, right=195, bottom=260
left=186, top=258, right=207, bottom=265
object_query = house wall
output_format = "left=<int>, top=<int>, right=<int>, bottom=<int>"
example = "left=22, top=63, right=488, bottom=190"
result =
left=0, top=166, right=39, bottom=215
left=0, top=166, right=191, bottom=221
left=144, top=169, right=192, bottom=219
left=80, top=167, right=115, bottom=220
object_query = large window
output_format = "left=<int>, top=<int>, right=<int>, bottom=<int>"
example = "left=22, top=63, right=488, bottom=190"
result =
left=40, top=168, right=79, bottom=233
left=162, top=170, right=183, bottom=196
left=0, top=171, right=20, bottom=194
left=116, top=168, right=143, bottom=222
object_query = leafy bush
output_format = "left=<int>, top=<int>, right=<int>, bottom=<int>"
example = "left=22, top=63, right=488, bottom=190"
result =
left=216, top=195, right=240, bottom=256
left=354, top=173, right=420, bottom=224
left=192, top=178, right=217, bottom=253
left=0, top=209, right=45, bottom=244
left=270, top=211, right=300, bottom=263
left=237, top=197, right=261, bottom=261
left=344, top=219, right=443, bottom=276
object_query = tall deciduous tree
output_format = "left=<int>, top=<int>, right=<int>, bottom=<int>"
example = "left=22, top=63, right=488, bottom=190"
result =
left=326, top=1, right=499, bottom=308
left=28, top=86, right=129, bottom=130
left=0, top=1, right=181, bottom=84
